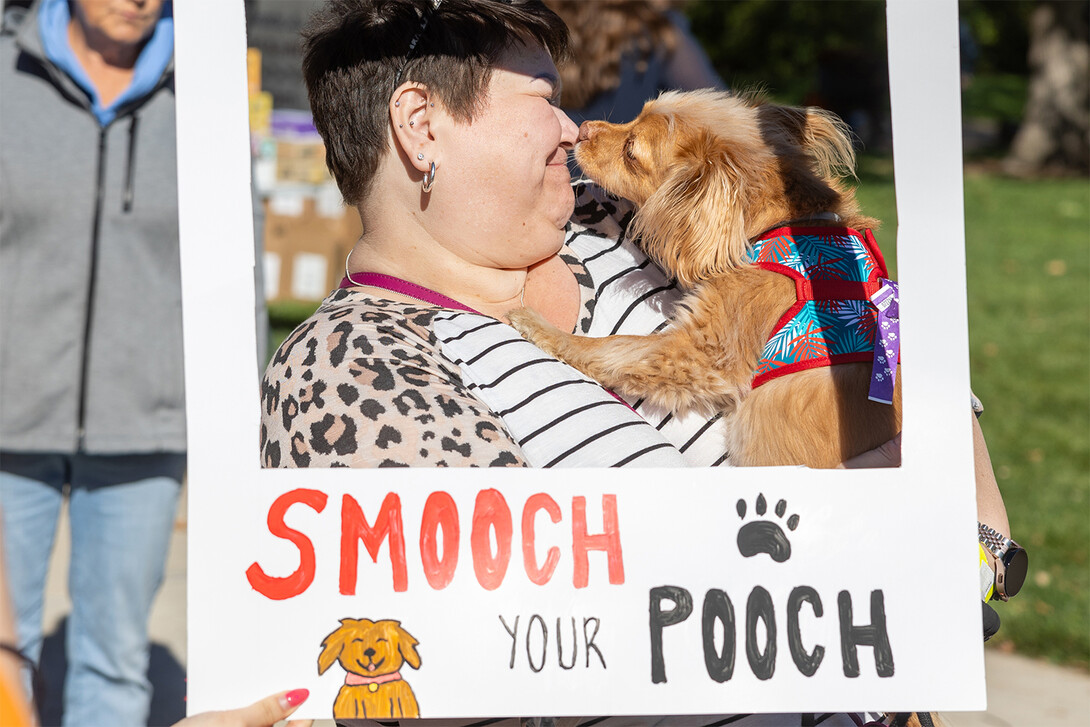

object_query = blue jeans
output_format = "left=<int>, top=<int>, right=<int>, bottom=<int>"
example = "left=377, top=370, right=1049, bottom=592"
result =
left=0, top=452, right=183, bottom=727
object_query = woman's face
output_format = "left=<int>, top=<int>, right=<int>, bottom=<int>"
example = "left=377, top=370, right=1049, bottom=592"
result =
left=432, top=42, right=579, bottom=270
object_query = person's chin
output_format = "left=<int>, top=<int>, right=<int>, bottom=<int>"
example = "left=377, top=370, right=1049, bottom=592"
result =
left=551, top=198, right=576, bottom=230
left=550, top=175, right=575, bottom=209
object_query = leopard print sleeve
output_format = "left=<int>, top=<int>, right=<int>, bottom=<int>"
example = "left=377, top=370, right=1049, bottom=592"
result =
left=570, top=180, right=637, bottom=241
left=260, top=290, right=528, bottom=468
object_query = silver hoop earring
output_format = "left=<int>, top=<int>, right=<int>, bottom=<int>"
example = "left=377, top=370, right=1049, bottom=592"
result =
left=422, top=161, right=437, bottom=193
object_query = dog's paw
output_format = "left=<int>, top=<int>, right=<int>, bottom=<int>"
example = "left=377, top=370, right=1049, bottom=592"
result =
left=508, top=307, right=562, bottom=355
left=735, top=493, right=799, bottom=563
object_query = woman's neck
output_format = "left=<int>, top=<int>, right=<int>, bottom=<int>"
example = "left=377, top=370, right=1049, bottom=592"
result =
left=349, top=233, right=526, bottom=321
left=67, top=18, right=141, bottom=107
left=348, top=213, right=577, bottom=329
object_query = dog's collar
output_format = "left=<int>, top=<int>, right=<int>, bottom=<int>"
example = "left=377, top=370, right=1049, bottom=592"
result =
left=758, top=212, right=842, bottom=238
left=345, top=670, right=403, bottom=692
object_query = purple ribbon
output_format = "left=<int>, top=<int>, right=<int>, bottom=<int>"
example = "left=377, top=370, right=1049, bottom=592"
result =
left=868, top=279, right=900, bottom=404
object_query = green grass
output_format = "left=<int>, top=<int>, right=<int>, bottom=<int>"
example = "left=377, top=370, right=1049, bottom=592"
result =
left=268, top=299, right=320, bottom=353
left=960, top=173, right=1090, bottom=668
left=268, top=166, right=1090, bottom=668
left=853, top=161, right=1090, bottom=668
left=854, top=155, right=900, bottom=273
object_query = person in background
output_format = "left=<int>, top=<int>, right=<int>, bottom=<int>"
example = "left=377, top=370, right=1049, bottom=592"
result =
left=543, top=0, right=725, bottom=130
left=0, top=516, right=311, bottom=727
left=0, top=0, right=183, bottom=724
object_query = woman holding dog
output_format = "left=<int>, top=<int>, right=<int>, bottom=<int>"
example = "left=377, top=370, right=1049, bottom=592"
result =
left=261, top=2, right=1015, bottom=723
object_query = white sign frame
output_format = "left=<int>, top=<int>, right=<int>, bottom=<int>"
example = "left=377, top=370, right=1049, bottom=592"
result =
left=176, top=0, right=986, bottom=719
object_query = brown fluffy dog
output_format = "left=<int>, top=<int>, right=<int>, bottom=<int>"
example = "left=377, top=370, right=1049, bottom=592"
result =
left=510, top=90, right=900, bottom=467
left=318, top=618, right=421, bottom=719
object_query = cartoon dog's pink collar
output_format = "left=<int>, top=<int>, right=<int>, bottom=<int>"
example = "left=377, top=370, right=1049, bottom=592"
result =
left=345, top=670, right=402, bottom=690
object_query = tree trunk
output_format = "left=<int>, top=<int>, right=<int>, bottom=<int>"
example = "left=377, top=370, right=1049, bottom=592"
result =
left=1004, top=0, right=1089, bottom=176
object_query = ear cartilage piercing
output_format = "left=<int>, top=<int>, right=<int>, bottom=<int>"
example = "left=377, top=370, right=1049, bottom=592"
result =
left=395, top=100, right=400, bottom=107
left=417, top=153, right=424, bottom=160
left=409, top=120, right=415, bottom=126
left=399, top=124, right=404, bottom=128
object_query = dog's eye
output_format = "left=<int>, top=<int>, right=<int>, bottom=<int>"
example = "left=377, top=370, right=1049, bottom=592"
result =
left=624, top=137, right=637, bottom=161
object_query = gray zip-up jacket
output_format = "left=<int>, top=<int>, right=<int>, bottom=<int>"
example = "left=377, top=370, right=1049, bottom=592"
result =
left=0, top=4, right=185, bottom=453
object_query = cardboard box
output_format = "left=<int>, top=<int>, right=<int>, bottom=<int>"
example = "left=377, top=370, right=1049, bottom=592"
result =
left=274, top=139, right=330, bottom=186
left=262, top=187, right=361, bottom=302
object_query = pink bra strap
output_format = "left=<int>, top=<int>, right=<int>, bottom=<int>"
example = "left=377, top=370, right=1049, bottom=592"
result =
left=341, top=272, right=479, bottom=314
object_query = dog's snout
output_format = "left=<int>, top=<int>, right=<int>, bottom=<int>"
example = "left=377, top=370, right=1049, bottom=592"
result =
left=577, top=121, right=596, bottom=144
left=363, top=647, right=376, bottom=658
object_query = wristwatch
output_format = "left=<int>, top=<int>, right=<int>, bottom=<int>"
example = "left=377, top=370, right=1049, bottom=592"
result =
left=978, top=522, right=1029, bottom=601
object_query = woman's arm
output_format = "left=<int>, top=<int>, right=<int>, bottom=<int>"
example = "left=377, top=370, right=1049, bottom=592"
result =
left=261, top=355, right=529, bottom=468
left=972, top=414, right=1010, bottom=538
left=260, top=303, right=530, bottom=469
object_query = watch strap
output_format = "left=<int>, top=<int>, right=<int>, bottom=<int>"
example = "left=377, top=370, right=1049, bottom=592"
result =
left=978, top=521, right=1020, bottom=560
left=978, top=543, right=996, bottom=602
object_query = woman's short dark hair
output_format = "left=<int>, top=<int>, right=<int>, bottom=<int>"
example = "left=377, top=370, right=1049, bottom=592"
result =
left=302, top=0, right=571, bottom=206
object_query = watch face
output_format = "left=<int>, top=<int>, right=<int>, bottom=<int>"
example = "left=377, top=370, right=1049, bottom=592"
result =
left=1003, top=547, right=1029, bottom=598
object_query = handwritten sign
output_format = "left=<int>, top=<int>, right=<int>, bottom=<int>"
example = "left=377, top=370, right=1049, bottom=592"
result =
left=176, top=0, right=986, bottom=719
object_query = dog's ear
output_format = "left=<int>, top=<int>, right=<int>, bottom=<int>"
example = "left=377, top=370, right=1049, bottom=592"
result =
left=317, top=619, right=353, bottom=675
left=764, top=104, right=857, bottom=183
left=754, top=103, right=852, bottom=217
left=630, top=129, right=753, bottom=287
left=802, top=107, right=857, bottom=182
left=393, top=622, right=422, bottom=670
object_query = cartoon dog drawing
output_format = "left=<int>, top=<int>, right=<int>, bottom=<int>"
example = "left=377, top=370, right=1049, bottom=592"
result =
left=318, top=618, right=422, bottom=719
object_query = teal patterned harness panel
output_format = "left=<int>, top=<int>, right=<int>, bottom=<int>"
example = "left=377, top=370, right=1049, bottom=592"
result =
left=747, top=226, right=889, bottom=387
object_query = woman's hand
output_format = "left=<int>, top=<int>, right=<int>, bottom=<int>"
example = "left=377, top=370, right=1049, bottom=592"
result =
left=839, top=433, right=902, bottom=468
left=171, top=689, right=312, bottom=727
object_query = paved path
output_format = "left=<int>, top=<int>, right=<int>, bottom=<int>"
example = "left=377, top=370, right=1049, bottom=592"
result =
left=36, top=485, right=1089, bottom=726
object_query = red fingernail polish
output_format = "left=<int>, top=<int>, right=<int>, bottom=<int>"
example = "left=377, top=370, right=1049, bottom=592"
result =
left=284, top=688, right=309, bottom=706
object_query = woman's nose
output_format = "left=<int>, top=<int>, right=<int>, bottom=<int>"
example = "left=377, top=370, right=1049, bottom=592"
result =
left=557, top=108, right=579, bottom=148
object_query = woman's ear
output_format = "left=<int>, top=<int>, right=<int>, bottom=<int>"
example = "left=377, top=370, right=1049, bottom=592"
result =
left=631, top=131, right=751, bottom=287
left=391, top=85, right=437, bottom=173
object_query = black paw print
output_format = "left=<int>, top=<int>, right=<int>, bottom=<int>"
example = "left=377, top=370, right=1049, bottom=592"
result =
left=735, top=493, right=799, bottom=563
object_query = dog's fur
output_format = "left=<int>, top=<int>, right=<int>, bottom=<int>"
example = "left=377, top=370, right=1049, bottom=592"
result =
left=510, top=90, right=901, bottom=467
left=318, top=618, right=421, bottom=719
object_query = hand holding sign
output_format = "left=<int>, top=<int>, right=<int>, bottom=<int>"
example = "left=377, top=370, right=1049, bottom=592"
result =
left=171, top=689, right=312, bottom=727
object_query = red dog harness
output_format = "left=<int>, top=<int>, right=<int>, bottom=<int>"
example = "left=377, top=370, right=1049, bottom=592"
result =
left=748, top=226, right=890, bottom=388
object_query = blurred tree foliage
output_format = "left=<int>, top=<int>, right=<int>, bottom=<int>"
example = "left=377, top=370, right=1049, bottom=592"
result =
left=683, top=0, right=887, bottom=103
left=959, top=0, right=1033, bottom=75
left=682, top=0, right=1033, bottom=105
